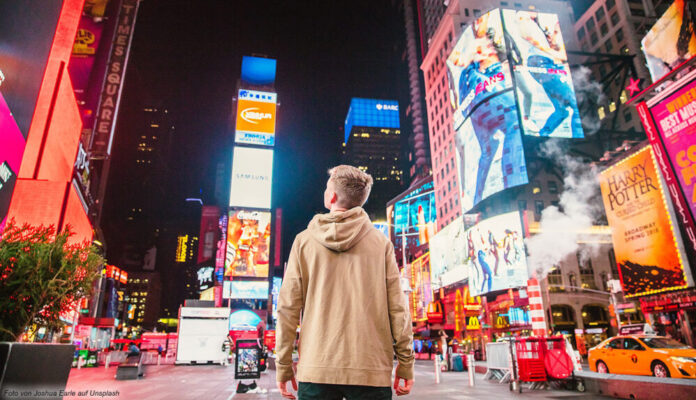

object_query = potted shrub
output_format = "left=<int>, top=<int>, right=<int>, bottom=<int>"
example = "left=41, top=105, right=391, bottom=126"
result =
left=0, top=221, right=102, bottom=397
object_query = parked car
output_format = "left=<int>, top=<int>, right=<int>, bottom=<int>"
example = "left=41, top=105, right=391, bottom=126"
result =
left=588, top=335, right=696, bottom=379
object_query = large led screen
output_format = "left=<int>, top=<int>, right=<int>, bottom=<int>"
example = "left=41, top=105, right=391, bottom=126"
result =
left=502, top=9, right=584, bottom=138
left=223, top=280, right=269, bottom=299
left=430, top=216, right=468, bottom=290
left=229, top=146, right=273, bottom=209
left=649, top=78, right=696, bottom=225
left=235, top=89, right=277, bottom=146
left=446, top=9, right=528, bottom=213
left=642, top=0, right=696, bottom=83
left=392, top=181, right=436, bottom=255
left=225, top=209, right=271, bottom=278
left=409, top=252, right=432, bottom=322
left=0, top=93, right=25, bottom=227
left=467, top=212, right=528, bottom=296
left=600, top=146, right=689, bottom=297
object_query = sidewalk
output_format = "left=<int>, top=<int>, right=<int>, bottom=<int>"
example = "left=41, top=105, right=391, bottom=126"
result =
left=64, top=360, right=612, bottom=400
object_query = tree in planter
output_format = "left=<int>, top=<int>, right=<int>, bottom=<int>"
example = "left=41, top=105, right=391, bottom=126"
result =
left=0, top=221, right=103, bottom=342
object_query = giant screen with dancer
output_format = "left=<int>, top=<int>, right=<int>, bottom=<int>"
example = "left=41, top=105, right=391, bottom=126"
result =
left=502, top=9, right=584, bottom=139
left=446, top=9, right=528, bottom=213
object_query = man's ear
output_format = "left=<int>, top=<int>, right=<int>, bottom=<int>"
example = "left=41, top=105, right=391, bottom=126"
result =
left=330, top=191, right=338, bottom=205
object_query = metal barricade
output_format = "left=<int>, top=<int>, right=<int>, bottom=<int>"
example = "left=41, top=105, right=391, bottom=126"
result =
left=484, top=342, right=512, bottom=383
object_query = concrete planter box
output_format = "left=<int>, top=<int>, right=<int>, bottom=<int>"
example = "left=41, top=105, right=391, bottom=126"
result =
left=0, top=343, right=75, bottom=400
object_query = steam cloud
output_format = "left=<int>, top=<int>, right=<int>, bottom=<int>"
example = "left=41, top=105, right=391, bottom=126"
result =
left=526, top=142, right=604, bottom=279
left=525, top=66, right=608, bottom=279
left=572, top=66, right=606, bottom=136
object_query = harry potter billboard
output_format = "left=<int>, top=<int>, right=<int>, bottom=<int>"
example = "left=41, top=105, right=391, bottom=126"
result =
left=600, top=146, right=691, bottom=297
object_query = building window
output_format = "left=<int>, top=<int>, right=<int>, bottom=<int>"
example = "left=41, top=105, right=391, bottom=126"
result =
left=616, top=28, right=624, bottom=43
left=600, top=23, right=608, bottom=36
left=548, top=180, right=558, bottom=194
left=599, top=64, right=607, bottom=77
left=590, top=32, right=598, bottom=45
left=610, top=11, right=619, bottom=26
left=548, top=267, right=564, bottom=292
left=465, top=8, right=469, bottom=17
left=514, top=2, right=522, bottom=8
left=605, top=40, right=613, bottom=52
left=473, top=9, right=481, bottom=17
left=630, top=8, right=645, bottom=17
left=595, top=7, right=605, bottom=22
left=532, top=181, right=542, bottom=194
left=534, top=200, right=544, bottom=221
left=624, top=110, right=633, bottom=122
left=606, top=0, right=615, bottom=11
left=577, top=26, right=586, bottom=40
left=586, top=18, right=595, bottom=31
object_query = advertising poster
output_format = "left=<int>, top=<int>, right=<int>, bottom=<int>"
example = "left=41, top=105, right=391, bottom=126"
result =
left=502, top=9, right=583, bottom=138
left=225, top=209, right=271, bottom=278
left=68, top=15, right=104, bottom=99
left=447, top=9, right=527, bottom=212
left=235, top=340, right=261, bottom=380
left=466, top=212, right=528, bottom=296
left=393, top=180, right=436, bottom=255
left=229, top=146, right=274, bottom=209
left=430, top=216, right=468, bottom=289
left=642, top=0, right=696, bottom=83
left=235, top=89, right=277, bottom=146
left=223, top=280, right=270, bottom=300
left=215, top=214, right=228, bottom=270
left=196, top=266, right=214, bottom=291
left=0, top=93, right=25, bottom=228
left=599, top=146, right=689, bottom=297
left=197, top=206, right=220, bottom=263
left=410, top=253, right=432, bottom=322
left=650, top=78, right=696, bottom=223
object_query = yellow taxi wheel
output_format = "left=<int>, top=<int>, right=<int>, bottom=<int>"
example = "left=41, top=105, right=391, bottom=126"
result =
left=651, top=361, right=670, bottom=378
left=596, top=361, right=609, bottom=374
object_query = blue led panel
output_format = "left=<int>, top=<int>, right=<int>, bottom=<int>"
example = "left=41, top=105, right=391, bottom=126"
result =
left=241, top=56, right=277, bottom=86
left=344, top=98, right=400, bottom=143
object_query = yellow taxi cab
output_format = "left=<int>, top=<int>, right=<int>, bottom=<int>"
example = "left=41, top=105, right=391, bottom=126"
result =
left=588, top=335, right=696, bottom=379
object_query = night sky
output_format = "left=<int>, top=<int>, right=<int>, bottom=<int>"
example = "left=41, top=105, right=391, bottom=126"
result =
left=112, top=1, right=409, bottom=261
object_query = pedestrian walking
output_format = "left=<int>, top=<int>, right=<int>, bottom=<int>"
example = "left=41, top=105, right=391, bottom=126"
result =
left=276, top=165, right=415, bottom=399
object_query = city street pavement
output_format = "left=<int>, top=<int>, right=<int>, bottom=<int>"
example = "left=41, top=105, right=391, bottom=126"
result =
left=64, top=360, right=613, bottom=400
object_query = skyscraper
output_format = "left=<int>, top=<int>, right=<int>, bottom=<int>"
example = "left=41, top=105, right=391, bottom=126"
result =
left=341, top=98, right=404, bottom=219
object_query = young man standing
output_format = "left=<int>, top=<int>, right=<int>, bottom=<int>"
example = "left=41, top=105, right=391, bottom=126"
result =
left=276, top=165, right=415, bottom=399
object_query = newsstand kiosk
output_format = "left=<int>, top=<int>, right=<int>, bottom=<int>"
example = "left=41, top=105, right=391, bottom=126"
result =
left=175, top=307, right=230, bottom=365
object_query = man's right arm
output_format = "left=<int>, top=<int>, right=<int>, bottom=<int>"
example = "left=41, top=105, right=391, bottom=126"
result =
left=385, top=244, right=414, bottom=381
left=276, top=239, right=304, bottom=383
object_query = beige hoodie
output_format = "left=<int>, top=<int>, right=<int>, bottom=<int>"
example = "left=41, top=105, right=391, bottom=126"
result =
left=276, top=207, right=414, bottom=387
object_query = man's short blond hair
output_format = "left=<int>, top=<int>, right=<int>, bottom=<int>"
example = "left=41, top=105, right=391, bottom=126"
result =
left=328, top=165, right=373, bottom=208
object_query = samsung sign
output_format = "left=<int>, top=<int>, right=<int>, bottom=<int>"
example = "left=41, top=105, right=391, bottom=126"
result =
left=229, top=147, right=273, bottom=209
left=376, top=103, right=398, bottom=111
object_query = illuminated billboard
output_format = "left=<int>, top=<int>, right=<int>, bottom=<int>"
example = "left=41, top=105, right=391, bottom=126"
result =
left=391, top=180, right=436, bottom=255
left=229, top=146, right=273, bottom=209
left=600, top=146, right=690, bottom=297
left=648, top=77, right=696, bottom=227
left=344, top=98, right=400, bottom=143
left=409, top=253, right=433, bottom=322
left=223, top=280, right=269, bottom=299
left=430, top=216, right=468, bottom=290
left=241, top=56, right=277, bottom=86
left=235, top=89, right=277, bottom=146
left=446, top=9, right=528, bottom=212
left=467, top=211, right=528, bottom=296
left=642, top=0, right=696, bottom=83
left=197, top=266, right=215, bottom=291
left=197, top=206, right=220, bottom=263
left=225, top=209, right=271, bottom=278
left=0, top=93, right=25, bottom=227
left=502, top=9, right=584, bottom=138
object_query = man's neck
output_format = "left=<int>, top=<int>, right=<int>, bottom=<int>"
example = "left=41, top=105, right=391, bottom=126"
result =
left=330, top=205, right=349, bottom=213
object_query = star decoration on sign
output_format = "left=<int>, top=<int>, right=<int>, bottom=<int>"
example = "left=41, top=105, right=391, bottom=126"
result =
left=626, top=78, right=642, bottom=97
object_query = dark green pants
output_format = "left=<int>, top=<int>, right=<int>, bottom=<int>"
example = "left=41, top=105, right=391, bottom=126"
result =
left=297, top=382, right=392, bottom=400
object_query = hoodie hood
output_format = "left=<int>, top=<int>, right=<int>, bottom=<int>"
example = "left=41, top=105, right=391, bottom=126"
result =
left=307, top=207, right=373, bottom=252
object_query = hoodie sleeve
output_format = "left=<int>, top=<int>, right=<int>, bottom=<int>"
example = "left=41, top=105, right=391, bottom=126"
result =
left=276, top=238, right=304, bottom=383
left=386, top=243, right=415, bottom=380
